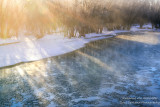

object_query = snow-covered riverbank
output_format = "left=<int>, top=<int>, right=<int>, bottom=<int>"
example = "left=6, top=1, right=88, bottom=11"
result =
left=0, top=33, right=115, bottom=68
left=0, top=25, right=153, bottom=68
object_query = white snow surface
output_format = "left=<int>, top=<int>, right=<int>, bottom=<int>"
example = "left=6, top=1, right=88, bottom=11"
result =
left=0, top=26, right=153, bottom=68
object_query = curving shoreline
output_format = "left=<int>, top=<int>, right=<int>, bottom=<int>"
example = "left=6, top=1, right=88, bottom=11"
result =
left=0, top=30, right=153, bottom=68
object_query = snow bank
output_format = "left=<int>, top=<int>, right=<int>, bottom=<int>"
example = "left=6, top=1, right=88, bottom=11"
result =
left=0, top=33, right=116, bottom=68
left=130, top=23, right=153, bottom=32
left=0, top=26, right=152, bottom=68
left=0, top=38, right=19, bottom=46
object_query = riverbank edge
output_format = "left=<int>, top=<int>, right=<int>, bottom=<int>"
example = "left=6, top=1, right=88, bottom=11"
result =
left=0, top=30, right=156, bottom=69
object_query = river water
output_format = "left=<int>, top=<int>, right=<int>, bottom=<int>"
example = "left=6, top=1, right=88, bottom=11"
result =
left=0, top=32, right=160, bottom=106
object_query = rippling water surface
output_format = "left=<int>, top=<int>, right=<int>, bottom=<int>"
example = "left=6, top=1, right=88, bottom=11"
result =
left=0, top=32, right=160, bottom=106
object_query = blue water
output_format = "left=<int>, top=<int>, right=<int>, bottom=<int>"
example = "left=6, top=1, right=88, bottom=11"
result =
left=0, top=32, right=160, bottom=107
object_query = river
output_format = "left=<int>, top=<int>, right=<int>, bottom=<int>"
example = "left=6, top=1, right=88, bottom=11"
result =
left=0, top=31, right=160, bottom=106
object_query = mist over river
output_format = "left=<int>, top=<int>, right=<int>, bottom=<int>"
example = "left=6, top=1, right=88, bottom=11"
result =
left=0, top=32, right=160, bottom=106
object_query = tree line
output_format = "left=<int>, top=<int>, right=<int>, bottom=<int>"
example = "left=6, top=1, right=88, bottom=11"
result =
left=0, top=0, right=160, bottom=39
